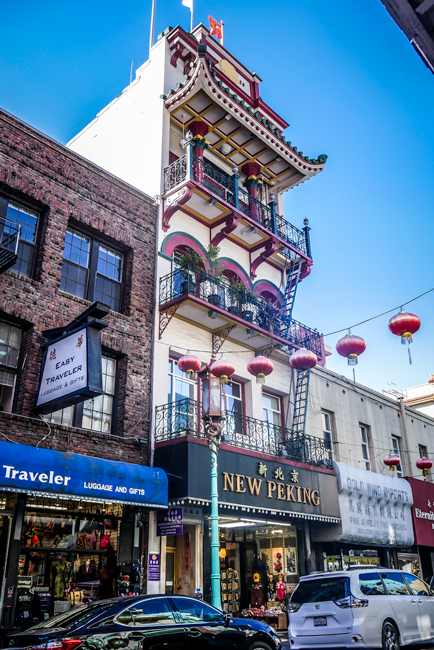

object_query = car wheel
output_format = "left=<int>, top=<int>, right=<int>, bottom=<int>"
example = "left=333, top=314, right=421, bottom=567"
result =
left=382, top=621, right=400, bottom=650
left=249, top=641, right=273, bottom=650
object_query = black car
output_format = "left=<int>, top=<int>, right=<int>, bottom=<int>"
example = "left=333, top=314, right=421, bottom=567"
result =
left=3, top=595, right=281, bottom=650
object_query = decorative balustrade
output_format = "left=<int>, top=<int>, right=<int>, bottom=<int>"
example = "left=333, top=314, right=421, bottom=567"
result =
left=155, top=398, right=332, bottom=468
left=0, top=217, right=20, bottom=274
left=163, top=151, right=309, bottom=258
left=159, top=266, right=323, bottom=357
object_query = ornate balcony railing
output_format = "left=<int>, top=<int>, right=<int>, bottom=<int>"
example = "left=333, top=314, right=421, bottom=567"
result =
left=159, top=266, right=323, bottom=357
left=155, top=398, right=332, bottom=468
left=163, top=151, right=309, bottom=258
left=0, top=217, right=20, bottom=274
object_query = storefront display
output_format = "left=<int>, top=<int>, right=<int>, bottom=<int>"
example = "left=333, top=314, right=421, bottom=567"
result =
left=404, top=477, right=434, bottom=580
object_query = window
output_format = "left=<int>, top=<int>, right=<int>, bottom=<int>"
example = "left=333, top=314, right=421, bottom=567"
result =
left=5, top=199, right=39, bottom=277
left=169, top=597, right=223, bottom=623
left=117, top=599, right=176, bottom=627
left=404, top=574, right=430, bottom=597
left=359, top=572, right=385, bottom=596
left=379, top=573, right=409, bottom=596
left=419, top=444, right=428, bottom=458
left=168, top=359, right=196, bottom=403
left=263, top=393, right=281, bottom=428
left=60, top=228, right=123, bottom=312
left=391, top=436, right=403, bottom=478
left=322, top=411, right=333, bottom=459
left=0, top=321, right=22, bottom=412
left=46, top=355, right=117, bottom=433
left=167, top=358, right=197, bottom=435
left=360, top=425, right=371, bottom=471
left=225, top=380, right=243, bottom=435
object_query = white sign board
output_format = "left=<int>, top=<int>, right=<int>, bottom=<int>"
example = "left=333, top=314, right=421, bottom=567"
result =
left=37, top=329, right=87, bottom=407
left=334, top=462, right=414, bottom=547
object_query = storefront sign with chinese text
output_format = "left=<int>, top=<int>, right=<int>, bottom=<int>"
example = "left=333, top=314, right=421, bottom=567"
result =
left=157, top=507, right=183, bottom=536
left=334, top=462, right=414, bottom=546
left=148, top=553, right=160, bottom=580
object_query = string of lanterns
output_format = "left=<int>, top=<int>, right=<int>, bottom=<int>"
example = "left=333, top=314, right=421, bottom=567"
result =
left=336, top=310, right=421, bottom=367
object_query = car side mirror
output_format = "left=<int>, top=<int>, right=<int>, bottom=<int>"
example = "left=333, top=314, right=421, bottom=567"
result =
left=223, top=611, right=233, bottom=627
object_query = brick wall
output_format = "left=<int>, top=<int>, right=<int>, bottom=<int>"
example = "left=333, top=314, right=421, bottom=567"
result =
left=0, top=108, right=157, bottom=465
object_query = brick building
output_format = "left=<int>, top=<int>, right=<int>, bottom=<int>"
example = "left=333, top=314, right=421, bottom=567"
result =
left=0, top=108, right=167, bottom=627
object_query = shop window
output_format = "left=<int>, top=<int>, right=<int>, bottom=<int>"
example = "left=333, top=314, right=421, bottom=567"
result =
left=391, top=435, right=403, bottom=478
left=379, top=572, right=409, bottom=595
left=60, top=228, right=124, bottom=313
left=4, top=199, right=40, bottom=277
left=0, top=321, right=22, bottom=413
left=321, top=410, right=334, bottom=460
left=360, top=425, right=371, bottom=471
left=45, top=355, right=117, bottom=433
left=359, top=572, right=385, bottom=595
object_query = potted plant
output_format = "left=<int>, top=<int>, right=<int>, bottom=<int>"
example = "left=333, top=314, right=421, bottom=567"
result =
left=203, top=245, right=225, bottom=309
left=176, top=248, right=204, bottom=295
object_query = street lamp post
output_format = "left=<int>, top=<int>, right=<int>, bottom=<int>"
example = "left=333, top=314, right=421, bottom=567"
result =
left=202, top=368, right=225, bottom=610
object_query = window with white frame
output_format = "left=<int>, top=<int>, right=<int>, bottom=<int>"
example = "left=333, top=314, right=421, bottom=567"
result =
left=322, top=410, right=334, bottom=460
left=360, top=425, right=371, bottom=471
left=391, top=435, right=403, bottom=478
left=5, top=199, right=40, bottom=277
left=45, top=355, right=117, bottom=433
left=0, top=321, right=22, bottom=412
left=419, top=444, right=428, bottom=458
left=168, top=358, right=196, bottom=402
left=167, top=358, right=197, bottom=435
left=263, top=392, right=281, bottom=428
left=225, top=380, right=243, bottom=435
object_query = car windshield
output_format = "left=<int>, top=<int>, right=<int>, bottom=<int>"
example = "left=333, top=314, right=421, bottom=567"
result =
left=30, top=602, right=113, bottom=630
left=292, top=577, right=350, bottom=604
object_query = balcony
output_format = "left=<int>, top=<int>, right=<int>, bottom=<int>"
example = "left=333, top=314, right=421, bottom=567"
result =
left=163, top=153, right=310, bottom=259
left=0, top=217, right=20, bottom=274
left=155, top=398, right=332, bottom=469
left=159, top=265, right=323, bottom=357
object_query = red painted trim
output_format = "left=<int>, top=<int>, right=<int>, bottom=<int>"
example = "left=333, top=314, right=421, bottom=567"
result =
left=155, top=435, right=334, bottom=474
left=211, top=215, right=238, bottom=247
left=162, top=234, right=210, bottom=270
left=254, top=281, right=282, bottom=303
left=220, top=260, right=250, bottom=288
left=162, top=185, right=193, bottom=232
left=250, top=240, right=278, bottom=279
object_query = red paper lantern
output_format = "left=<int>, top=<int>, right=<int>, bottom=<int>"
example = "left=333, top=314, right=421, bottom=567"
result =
left=416, top=457, right=433, bottom=478
left=178, top=355, right=201, bottom=379
left=336, top=334, right=366, bottom=366
left=247, top=356, right=274, bottom=385
left=289, top=348, right=317, bottom=370
left=384, top=454, right=401, bottom=472
left=388, top=311, right=420, bottom=345
left=210, top=358, right=236, bottom=384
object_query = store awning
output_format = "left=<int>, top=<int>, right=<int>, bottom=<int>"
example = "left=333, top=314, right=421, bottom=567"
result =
left=0, top=440, right=168, bottom=508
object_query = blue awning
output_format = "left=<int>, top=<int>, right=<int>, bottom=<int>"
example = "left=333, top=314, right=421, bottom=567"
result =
left=0, top=440, right=168, bottom=508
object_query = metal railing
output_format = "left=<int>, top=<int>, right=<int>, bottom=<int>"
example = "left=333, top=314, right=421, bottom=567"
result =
left=159, top=266, right=322, bottom=357
left=155, top=398, right=332, bottom=467
left=0, top=217, right=20, bottom=273
left=163, top=151, right=309, bottom=257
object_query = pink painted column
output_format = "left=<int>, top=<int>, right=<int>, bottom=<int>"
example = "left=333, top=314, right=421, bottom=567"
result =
left=241, top=161, right=262, bottom=222
left=189, top=120, right=209, bottom=183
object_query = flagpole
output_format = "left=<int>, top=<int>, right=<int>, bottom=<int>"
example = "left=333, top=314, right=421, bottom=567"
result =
left=149, top=0, right=156, bottom=55
left=191, top=0, right=194, bottom=32
left=221, top=20, right=224, bottom=47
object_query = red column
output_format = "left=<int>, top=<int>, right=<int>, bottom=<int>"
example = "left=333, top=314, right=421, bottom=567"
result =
left=241, top=162, right=262, bottom=221
left=189, top=120, right=209, bottom=183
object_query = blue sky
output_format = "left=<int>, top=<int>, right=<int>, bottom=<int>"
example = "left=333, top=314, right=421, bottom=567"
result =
left=1, top=0, right=433, bottom=393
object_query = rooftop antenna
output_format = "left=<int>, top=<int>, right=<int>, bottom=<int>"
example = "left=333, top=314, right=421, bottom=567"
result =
left=130, top=59, right=135, bottom=84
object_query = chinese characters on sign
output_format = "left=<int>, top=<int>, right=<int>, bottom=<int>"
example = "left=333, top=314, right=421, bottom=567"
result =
left=148, top=553, right=160, bottom=581
left=157, top=507, right=183, bottom=536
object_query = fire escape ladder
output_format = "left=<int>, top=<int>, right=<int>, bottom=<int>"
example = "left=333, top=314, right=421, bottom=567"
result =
left=279, top=257, right=302, bottom=339
left=291, top=368, right=310, bottom=435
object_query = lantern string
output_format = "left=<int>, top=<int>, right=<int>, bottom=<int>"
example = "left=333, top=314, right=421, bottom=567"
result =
left=323, top=285, right=434, bottom=337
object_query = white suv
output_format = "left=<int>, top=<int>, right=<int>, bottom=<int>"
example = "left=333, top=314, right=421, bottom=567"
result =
left=287, top=568, right=434, bottom=650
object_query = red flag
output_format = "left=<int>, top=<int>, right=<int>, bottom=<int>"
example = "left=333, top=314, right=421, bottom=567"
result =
left=208, top=15, right=222, bottom=40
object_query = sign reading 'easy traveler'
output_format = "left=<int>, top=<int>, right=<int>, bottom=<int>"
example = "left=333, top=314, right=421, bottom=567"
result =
left=36, top=324, right=105, bottom=415
left=0, top=440, right=168, bottom=508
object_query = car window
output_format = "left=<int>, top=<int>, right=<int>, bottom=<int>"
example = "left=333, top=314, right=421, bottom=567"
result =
left=404, top=574, right=430, bottom=596
left=380, top=573, right=410, bottom=595
left=116, top=610, right=134, bottom=625
left=89, top=615, right=116, bottom=628
left=169, top=598, right=223, bottom=623
left=291, top=577, right=350, bottom=604
left=29, top=602, right=113, bottom=629
left=129, top=600, right=176, bottom=626
left=359, top=572, right=386, bottom=596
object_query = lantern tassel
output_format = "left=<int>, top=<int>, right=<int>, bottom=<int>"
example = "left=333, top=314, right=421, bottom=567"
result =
left=408, top=347, right=412, bottom=365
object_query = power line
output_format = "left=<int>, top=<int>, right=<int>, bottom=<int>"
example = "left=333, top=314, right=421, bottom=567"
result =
left=323, top=286, right=434, bottom=337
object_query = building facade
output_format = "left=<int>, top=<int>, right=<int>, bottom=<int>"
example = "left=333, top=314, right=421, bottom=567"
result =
left=0, top=108, right=167, bottom=627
